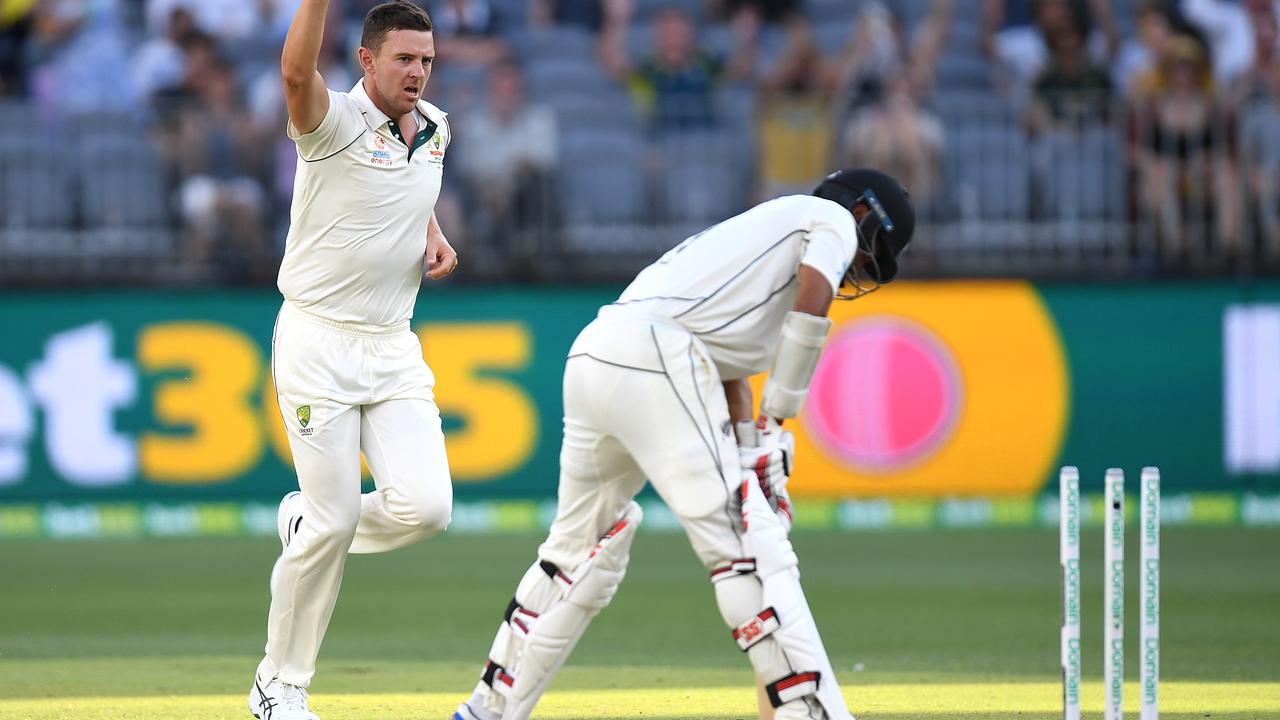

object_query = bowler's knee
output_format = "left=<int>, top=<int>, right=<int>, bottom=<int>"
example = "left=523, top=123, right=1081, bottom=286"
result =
left=393, top=484, right=451, bottom=535
left=415, top=497, right=452, bottom=535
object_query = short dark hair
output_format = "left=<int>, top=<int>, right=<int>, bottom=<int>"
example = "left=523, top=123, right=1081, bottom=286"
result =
left=361, top=2, right=432, bottom=52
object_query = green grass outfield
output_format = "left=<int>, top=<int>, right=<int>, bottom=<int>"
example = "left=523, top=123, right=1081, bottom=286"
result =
left=1, top=528, right=1277, bottom=719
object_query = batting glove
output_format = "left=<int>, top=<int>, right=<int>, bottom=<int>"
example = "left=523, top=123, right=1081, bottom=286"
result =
left=735, top=417, right=794, bottom=530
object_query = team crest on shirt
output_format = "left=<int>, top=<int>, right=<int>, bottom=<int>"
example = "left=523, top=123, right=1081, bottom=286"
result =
left=374, top=135, right=387, bottom=150
left=428, top=130, right=445, bottom=165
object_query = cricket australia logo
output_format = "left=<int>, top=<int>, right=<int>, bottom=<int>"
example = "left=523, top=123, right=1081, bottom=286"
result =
left=297, top=405, right=314, bottom=436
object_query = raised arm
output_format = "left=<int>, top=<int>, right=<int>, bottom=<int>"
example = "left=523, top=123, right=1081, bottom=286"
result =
left=281, top=0, right=332, bottom=135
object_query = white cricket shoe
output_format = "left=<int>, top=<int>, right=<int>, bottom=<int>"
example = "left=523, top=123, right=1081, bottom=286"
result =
left=248, top=672, right=319, bottom=720
left=277, top=490, right=303, bottom=548
left=452, top=701, right=498, bottom=720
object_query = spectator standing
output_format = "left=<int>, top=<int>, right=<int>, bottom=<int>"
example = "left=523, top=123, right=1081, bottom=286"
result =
left=841, top=74, right=945, bottom=211
left=27, top=0, right=134, bottom=115
left=1028, top=20, right=1114, bottom=133
left=155, top=47, right=273, bottom=281
left=131, top=6, right=199, bottom=102
left=982, top=0, right=1118, bottom=101
left=431, top=0, right=508, bottom=67
left=757, top=17, right=836, bottom=197
left=0, top=0, right=35, bottom=96
left=145, top=0, right=260, bottom=43
left=1132, top=35, right=1240, bottom=259
left=830, top=0, right=950, bottom=209
left=602, top=6, right=754, bottom=132
left=1177, top=0, right=1280, bottom=89
left=831, top=0, right=952, bottom=111
left=455, top=62, right=557, bottom=271
left=1113, top=2, right=1175, bottom=98
left=709, top=0, right=805, bottom=24
left=1229, top=0, right=1279, bottom=105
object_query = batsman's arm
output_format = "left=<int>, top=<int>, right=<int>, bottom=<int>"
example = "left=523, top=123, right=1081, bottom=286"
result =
left=793, top=264, right=835, bottom=319
left=723, top=379, right=753, bottom=425
left=281, top=0, right=331, bottom=135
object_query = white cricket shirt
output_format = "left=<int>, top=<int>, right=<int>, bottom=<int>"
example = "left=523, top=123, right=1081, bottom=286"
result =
left=278, top=79, right=450, bottom=327
left=595, top=195, right=860, bottom=380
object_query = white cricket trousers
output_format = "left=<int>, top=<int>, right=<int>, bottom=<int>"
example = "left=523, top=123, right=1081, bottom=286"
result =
left=259, top=301, right=453, bottom=687
left=538, top=314, right=745, bottom=572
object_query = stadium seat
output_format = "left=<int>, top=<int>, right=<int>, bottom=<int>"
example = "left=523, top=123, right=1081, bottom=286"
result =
left=526, top=58, right=617, bottom=102
left=509, top=26, right=595, bottom=61
left=1037, top=127, right=1125, bottom=222
left=932, top=90, right=1016, bottom=128
left=78, top=140, right=171, bottom=229
left=0, top=149, right=75, bottom=230
left=945, top=125, right=1032, bottom=222
left=631, top=0, right=703, bottom=24
left=550, top=94, right=641, bottom=133
left=660, top=158, right=745, bottom=224
left=559, top=130, right=648, bottom=224
left=935, top=52, right=995, bottom=90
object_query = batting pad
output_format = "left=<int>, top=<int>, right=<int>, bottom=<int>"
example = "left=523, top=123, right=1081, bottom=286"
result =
left=741, top=475, right=854, bottom=720
left=473, top=502, right=643, bottom=720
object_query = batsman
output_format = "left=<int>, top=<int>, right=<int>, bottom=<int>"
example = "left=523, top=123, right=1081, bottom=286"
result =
left=454, top=169, right=915, bottom=720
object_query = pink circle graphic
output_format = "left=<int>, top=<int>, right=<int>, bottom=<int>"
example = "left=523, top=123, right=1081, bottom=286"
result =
left=804, top=318, right=963, bottom=473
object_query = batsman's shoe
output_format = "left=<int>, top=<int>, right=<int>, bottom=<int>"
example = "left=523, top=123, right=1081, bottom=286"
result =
left=248, top=672, right=319, bottom=720
left=277, top=490, right=303, bottom=548
left=451, top=702, right=497, bottom=720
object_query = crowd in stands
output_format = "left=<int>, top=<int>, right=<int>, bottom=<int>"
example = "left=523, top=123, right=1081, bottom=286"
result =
left=0, top=0, right=1278, bottom=282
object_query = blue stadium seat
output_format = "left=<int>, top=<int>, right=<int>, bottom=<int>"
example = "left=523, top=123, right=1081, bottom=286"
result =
left=509, top=26, right=595, bottom=61
left=935, top=52, right=994, bottom=89
left=0, top=147, right=74, bottom=229
left=661, top=158, right=745, bottom=224
left=550, top=94, right=641, bottom=133
left=1037, top=127, right=1125, bottom=221
left=526, top=58, right=617, bottom=102
left=945, top=125, right=1032, bottom=221
left=560, top=129, right=648, bottom=224
left=932, top=90, right=1015, bottom=128
left=78, top=140, right=171, bottom=228
left=631, top=0, right=703, bottom=23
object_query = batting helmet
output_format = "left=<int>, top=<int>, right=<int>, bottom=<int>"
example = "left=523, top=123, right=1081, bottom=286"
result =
left=813, top=168, right=915, bottom=284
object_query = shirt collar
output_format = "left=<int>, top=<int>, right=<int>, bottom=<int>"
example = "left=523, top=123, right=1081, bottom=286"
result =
left=350, top=78, right=437, bottom=133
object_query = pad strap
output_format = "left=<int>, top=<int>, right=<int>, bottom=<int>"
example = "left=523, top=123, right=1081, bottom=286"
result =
left=709, top=558, right=757, bottom=583
left=482, top=659, right=515, bottom=697
left=732, top=607, right=781, bottom=651
left=503, top=597, right=540, bottom=636
left=765, top=671, right=821, bottom=708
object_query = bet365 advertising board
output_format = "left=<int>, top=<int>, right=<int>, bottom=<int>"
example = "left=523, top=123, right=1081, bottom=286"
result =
left=1, top=281, right=1278, bottom=505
